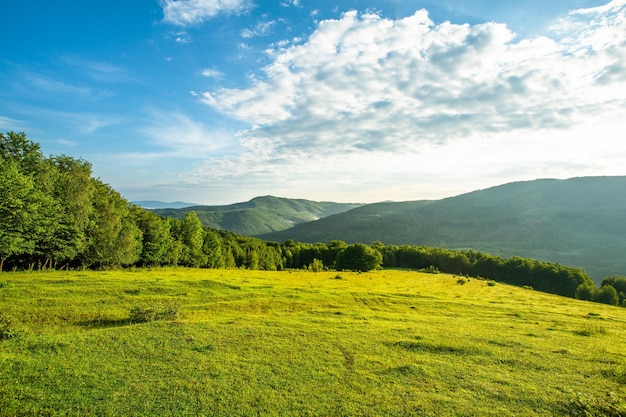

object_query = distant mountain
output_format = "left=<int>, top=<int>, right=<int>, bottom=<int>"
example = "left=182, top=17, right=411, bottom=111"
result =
left=133, top=200, right=199, bottom=209
left=153, top=195, right=364, bottom=236
left=259, top=177, right=626, bottom=281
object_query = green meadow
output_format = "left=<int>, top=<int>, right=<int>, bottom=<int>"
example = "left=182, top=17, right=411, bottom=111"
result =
left=1, top=268, right=625, bottom=416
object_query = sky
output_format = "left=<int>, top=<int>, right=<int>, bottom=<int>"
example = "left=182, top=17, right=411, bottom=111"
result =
left=1, top=0, right=625, bottom=205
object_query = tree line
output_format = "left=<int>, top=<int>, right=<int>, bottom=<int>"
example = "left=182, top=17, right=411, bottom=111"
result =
left=1, top=132, right=623, bottom=307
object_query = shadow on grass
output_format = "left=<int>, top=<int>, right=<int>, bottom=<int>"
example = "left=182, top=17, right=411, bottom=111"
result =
left=388, top=340, right=485, bottom=356
left=75, top=317, right=132, bottom=328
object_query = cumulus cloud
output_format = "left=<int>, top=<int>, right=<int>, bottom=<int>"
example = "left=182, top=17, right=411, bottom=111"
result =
left=161, top=0, right=251, bottom=26
left=201, top=4, right=625, bottom=156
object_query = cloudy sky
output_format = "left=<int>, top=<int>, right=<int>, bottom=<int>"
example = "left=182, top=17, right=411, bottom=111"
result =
left=1, top=0, right=625, bottom=204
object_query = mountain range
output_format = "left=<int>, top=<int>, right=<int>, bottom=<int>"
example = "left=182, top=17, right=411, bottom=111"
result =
left=152, top=196, right=364, bottom=236
left=152, top=177, right=626, bottom=281
left=133, top=200, right=199, bottom=209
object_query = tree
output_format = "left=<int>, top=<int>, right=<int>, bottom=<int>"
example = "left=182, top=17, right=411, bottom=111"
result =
left=336, top=243, right=382, bottom=272
left=177, top=211, right=207, bottom=267
left=84, top=180, right=142, bottom=267
left=203, top=229, right=225, bottom=268
left=37, top=156, right=95, bottom=268
left=133, top=207, right=174, bottom=267
left=0, top=160, right=38, bottom=271
left=593, top=285, right=619, bottom=306
left=0, top=132, right=45, bottom=176
left=575, top=283, right=597, bottom=301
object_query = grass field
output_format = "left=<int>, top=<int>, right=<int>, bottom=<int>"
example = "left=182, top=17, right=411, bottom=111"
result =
left=0, top=268, right=625, bottom=416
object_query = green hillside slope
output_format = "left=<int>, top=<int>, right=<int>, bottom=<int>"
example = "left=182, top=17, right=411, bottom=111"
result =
left=154, top=195, right=363, bottom=236
left=1, top=269, right=624, bottom=416
left=260, top=177, right=626, bottom=281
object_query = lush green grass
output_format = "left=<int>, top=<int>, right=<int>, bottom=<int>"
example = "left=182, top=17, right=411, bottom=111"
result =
left=1, top=268, right=625, bottom=416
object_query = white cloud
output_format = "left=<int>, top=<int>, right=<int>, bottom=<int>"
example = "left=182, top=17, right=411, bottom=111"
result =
left=241, top=20, right=276, bottom=38
left=202, top=5, right=625, bottom=150
left=201, top=68, right=223, bottom=78
left=188, top=2, right=626, bottom=202
left=0, top=115, right=28, bottom=132
left=161, top=0, right=251, bottom=26
left=141, top=109, right=237, bottom=158
left=62, top=57, right=135, bottom=83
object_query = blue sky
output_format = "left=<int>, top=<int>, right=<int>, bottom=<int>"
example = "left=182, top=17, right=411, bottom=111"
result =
left=1, top=0, right=625, bottom=204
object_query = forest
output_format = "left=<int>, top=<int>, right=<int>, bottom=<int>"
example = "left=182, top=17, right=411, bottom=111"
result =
left=1, top=132, right=624, bottom=306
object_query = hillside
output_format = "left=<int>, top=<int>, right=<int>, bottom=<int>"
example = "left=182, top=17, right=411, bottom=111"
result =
left=1, top=269, right=624, bottom=416
left=153, top=195, right=363, bottom=236
left=260, top=177, right=626, bottom=281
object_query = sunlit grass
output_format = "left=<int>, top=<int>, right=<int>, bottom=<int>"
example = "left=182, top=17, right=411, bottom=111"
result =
left=1, top=268, right=625, bottom=416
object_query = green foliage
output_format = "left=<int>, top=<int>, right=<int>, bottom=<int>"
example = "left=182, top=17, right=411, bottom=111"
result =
left=336, top=243, right=382, bottom=272
left=308, top=258, right=325, bottom=272
left=0, top=159, right=38, bottom=270
left=601, top=276, right=626, bottom=305
left=381, top=245, right=594, bottom=299
left=420, top=265, right=441, bottom=274
left=86, top=181, right=142, bottom=267
left=576, top=283, right=597, bottom=301
left=0, top=312, right=18, bottom=340
left=177, top=211, right=207, bottom=267
left=133, top=207, right=174, bottom=267
left=593, top=285, right=620, bottom=306
left=128, top=300, right=181, bottom=323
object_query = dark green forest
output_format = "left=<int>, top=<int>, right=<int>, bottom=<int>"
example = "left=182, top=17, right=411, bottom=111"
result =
left=1, top=132, right=623, bottom=306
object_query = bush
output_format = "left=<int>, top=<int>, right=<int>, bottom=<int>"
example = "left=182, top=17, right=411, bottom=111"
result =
left=336, top=244, right=382, bottom=272
left=308, top=258, right=325, bottom=272
left=593, top=285, right=619, bottom=306
left=0, top=313, right=18, bottom=340
left=129, top=300, right=181, bottom=323
left=576, top=283, right=597, bottom=301
left=419, top=265, right=440, bottom=274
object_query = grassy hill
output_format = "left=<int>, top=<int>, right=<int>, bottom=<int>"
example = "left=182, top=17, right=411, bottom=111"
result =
left=154, top=195, right=363, bottom=236
left=1, top=268, right=625, bottom=416
left=260, top=177, right=626, bottom=281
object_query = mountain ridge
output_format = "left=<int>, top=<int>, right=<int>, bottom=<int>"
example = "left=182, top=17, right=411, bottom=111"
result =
left=133, top=200, right=199, bottom=209
left=258, top=176, right=626, bottom=281
left=152, top=195, right=364, bottom=236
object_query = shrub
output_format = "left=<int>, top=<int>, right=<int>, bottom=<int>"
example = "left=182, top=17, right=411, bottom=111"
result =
left=576, top=283, right=597, bottom=301
left=129, top=300, right=181, bottom=323
left=0, top=313, right=18, bottom=340
left=419, top=265, right=440, bottom=274
left=335, top=244, right=382, bottom=272
left=308, top=258, right=325, bottom=272
left=593, top=285, right=619, bottom=306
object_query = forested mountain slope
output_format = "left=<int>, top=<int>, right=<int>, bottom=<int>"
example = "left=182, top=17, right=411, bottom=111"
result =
left=260, top=177, right=626, bottom=281
left=153, top=196, right=363, bottom=236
